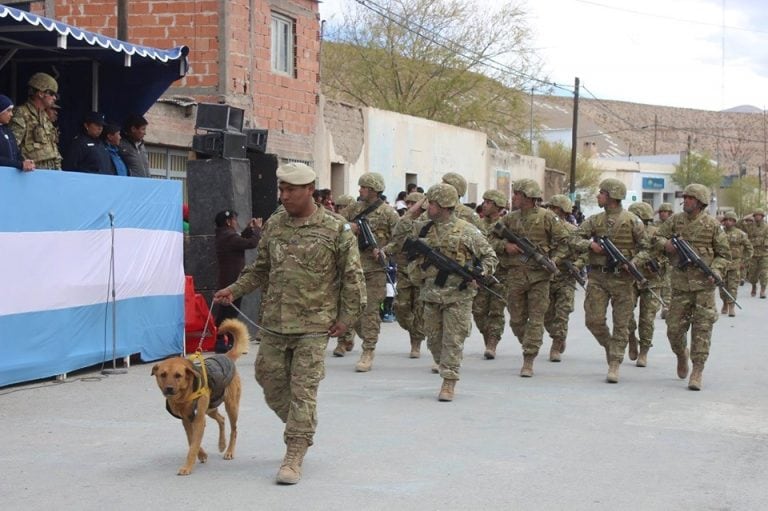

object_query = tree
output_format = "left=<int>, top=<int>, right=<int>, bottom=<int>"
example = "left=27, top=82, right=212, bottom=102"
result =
left=321, top=0, right=542, bottom=151
left=721, top=176, right=764, bottom=217
left=537, top=139, right=602, bottom=199
left=671, top=151, right=721, bottom=190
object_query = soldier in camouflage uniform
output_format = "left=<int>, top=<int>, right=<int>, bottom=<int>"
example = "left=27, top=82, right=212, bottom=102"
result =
left=472, top=189, right=508, bottom=359
left=737, top=214, right=754, bottom=286
left=334, top=194, right=356, bottom=215
left=214, top=162, right=366, bottom=484
left=626, top=202, right=666, bottom=368
left=392, top=183, right=498, bottom=401
left=653, top=184, right=730, bottom=391
left=655, top=202, right=674, bottom=318
left=10, top=72, right=62, bottom=170
left=341, top=172, right=400, bottom=372
left=490, top=179, right=570, bottom=377
left=543, top=194, right=586, bottom=363
left=746, top=208, right=768, bottom=298
left=442, top=172, right=484, bottom=229
left=331, top=194, right=359, bottom=356
left=720, top=211, right=752, bottom=316
left=573, top=179, right=650, bottom=384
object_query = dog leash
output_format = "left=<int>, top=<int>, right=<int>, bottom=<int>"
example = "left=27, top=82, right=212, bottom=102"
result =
left=228, top=302, right=329, bottom=340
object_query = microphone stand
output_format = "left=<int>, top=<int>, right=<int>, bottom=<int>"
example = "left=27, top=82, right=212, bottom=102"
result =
left=102, top=211, right=127, bottom=375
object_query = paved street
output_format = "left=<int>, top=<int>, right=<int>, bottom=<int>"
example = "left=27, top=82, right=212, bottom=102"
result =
left=2, top=287, right=767, bottom=510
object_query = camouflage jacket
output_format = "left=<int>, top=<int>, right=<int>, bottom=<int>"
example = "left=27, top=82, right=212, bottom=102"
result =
left=724, top=226, right=753, bottom=269
left=654, top=210, right=731, bottom=291
left=573, top=207, right=651, bottom=269
left=552, top=220, right=589, bottom=284
left=456, top=203, right=483, bottom=229
left=746, top=221, right=768, bottom=257
left=9, top=101, right=61, bottom=168
left=228, top=205, right=366, bottom=334
left=343, top=199, right=400, bottom=274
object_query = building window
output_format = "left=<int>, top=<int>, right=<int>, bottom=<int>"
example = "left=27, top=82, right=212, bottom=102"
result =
left=271, top=12, right=295, bottom=77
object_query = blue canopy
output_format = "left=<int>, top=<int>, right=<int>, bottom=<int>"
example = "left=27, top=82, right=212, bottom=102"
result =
left=0, top=4, right=189, bottom=143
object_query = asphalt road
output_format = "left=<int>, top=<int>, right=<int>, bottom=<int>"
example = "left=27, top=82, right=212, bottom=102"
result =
left=2, top=287, right=767, bottom=510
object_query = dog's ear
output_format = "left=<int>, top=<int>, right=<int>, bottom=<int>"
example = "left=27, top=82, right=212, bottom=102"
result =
left=151, top=364, right=159, bottom=376
left=185, top=365, right=201, bottom=381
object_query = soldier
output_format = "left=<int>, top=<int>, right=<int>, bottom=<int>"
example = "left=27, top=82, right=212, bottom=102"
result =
left=442, top=172, right=484, bottom=228
left=393, top=183, right=497, bottom=401
left=746, top=208, right=768, bottom=298
left=490, top=179, right=570, bottom=377
left=573, top=178, right=650, bottom=384
left=720, top=211, right=752, bottom=316
left=334, top=194, right=356, bottom=215
left=472, top=189, right=509, bottom=359
left=626, top=202, right=666, bottom=367
left=656, top=202, right=674, bottom=318
left=213, top=162, right=366, bottom=484
left=10, top=72, right=62, bottom=170
left=738, top=214, right=755, bottom=285
left=543, top=194, right=586, bottom=363
left=653, top=184, right=730, bottom=391
left=341, top=172, right=400, bottom=372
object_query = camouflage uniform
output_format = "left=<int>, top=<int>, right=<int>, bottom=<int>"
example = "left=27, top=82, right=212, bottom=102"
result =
left=655, top=202, right=674, bottom=315
left=745, top=210, right=768, bottom=296
left=10, top=101, right=62, bottom=170
left=720, top=212, right=752, bottom=313
left=653, top=184, right=730, bottom=390
left=442, top=171, right=483, bottom=229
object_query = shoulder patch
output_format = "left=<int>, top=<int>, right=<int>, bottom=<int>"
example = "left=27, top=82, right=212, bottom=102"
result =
left=343, top=223, right=351, bottom=231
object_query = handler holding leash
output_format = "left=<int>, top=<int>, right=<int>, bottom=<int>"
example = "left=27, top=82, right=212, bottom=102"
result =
left=214, top=162, right=366, bottom=485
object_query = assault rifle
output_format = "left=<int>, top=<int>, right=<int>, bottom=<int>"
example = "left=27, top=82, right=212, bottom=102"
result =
left=563, top=260, right=587, bottom=290
left=492, top=222, right=558, bottom=274
left=356, top=216, right=396, bottom=295
left=670, top=235, right=740, bottom=309
left=402, top=237, right=505, bottom=301
left=595, top=236, right=668, bottom=308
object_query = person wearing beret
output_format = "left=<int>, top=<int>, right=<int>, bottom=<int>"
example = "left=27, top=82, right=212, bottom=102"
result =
left=63, top=111, right=113, bottom=174
left=0, top=94, right=34, bottom=172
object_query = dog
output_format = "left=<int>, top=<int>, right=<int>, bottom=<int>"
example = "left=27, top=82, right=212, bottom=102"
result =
left=152, top=318, right=249, bottom=475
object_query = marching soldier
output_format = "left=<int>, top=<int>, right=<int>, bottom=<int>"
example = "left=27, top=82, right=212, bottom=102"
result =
left=655, top=202, right=674, bottom=318
left=441, top=172, right=483, bottom=229
left=720, top=211, right=752, bottom=316
left=745, top=208, right=768, bottom=298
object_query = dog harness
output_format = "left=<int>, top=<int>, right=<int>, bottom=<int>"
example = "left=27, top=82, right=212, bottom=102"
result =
left=166, top=355, right=237, bottom=421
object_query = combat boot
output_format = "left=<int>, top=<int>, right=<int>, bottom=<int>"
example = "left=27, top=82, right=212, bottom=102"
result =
left=355, top=349, right=374, bottom=372
left=720, top=303, right=728, bottom=314
left=549, top=339, right=563, bottom=362
left=438, top=379, right=456, bottom=401
left=675, top=348, right=689, bottom=379
left=761, top=285, right=766, bottom=299
left=751, top=284, right=757, bottom=297
left=728, top=303, right=736, bottom=317
left=606, top=361, right=620, bottom=383
left=344, top=340, right=354, bottom=352
left=430, top=363, right=439, bottom=374
left=520, top=354, right=535, bottom=377
left=484, top=337, right=499, bottom=360
left=628, top=336, right=639, bottom=361
left=409, top=339, right=422, bottom=359
left=636, top=346, right=649, bottom=367
left=688, top=363, right=704, bottom=391
left=276, top=437, right=309, bottom=485
left=332, top=341, right=346, bottom=357
left=660, top=307, right=668, bottom=319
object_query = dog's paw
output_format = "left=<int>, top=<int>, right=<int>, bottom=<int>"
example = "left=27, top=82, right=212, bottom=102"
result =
left=223, top=451, right=234, bottom=460
left=177, top=466, right=193, bottom=476
left=198, top=451, right=208, bottom=463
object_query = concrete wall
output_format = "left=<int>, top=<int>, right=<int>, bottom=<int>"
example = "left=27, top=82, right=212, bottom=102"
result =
left=592, top=158, right=682, bottom=214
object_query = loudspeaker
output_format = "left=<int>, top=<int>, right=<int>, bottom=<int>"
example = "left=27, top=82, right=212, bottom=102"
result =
left=243, top=128, right=268, bottom=153
left=248, top=151, right=279, bottom=221
left=193, top=132, right=247, bottom=159
left=195, top=103, right=244, bottom=132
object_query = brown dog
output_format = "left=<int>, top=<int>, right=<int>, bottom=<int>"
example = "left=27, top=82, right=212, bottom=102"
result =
left=152, top=318, right=249, bottom=475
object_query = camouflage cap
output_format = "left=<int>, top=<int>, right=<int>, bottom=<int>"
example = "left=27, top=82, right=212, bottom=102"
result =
left=657, top=202, right=674, bottom=213
left=548, top=194, right=573, bottom=213
left=28, top=72, right=58, bottom=93
left=482, top=189, right=507, bottom=208
left=599, top=178, right=627, bottom=200
left=426, top=183, right=459, bottom=208
left=628, top=201, right=654, bottom=221
left=723, top=211, right=738, bottom=221
left=358, top=172, right=385, bottom=192
left=442, top=172, right=467, bottom=197
left=335, top=194, right=356, bottom=208
left=513, top=178, right=543, bottom=199
left=405, top=191, right=425, bottom=203
left=682, top=183, right=710, bottom=205
left=276, top=162, right=316, bottom=185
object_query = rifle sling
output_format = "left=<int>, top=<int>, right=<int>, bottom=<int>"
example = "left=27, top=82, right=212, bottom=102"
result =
left=353, top=199, right=384, bottom=221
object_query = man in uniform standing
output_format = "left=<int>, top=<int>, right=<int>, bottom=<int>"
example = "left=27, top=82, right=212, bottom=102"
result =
left=720, top=211, right=751, bottom=317
left=10, top=72, right=62, bottom=170
left=653, top=184, right=730, bottom=390
left=656, top=203, right=674, bottom=318
left=490, top=179, right=570, bottom=377
left=341, top=172, right=400, bottom=372
left=573, top=178, right=650, bottom=383
left=213, top=162, right=366, bottom=484
left=393, top=184, right=497, bottom=401
left=746, top=208, right=768, bottom=298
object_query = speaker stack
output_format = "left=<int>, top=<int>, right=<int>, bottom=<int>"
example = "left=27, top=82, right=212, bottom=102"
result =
left=192, top=103, right=247, bottom=159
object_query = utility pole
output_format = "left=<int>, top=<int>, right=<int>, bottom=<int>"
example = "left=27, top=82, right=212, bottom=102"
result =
left=569, top=77, right=579, bottom=200
left=653, top=114, right=658, bottom=155
left=117, top=0, right=128, bottom=41
left=687, top=133, right=692, bottom=184
left=529, top=85, right=534, bottom=152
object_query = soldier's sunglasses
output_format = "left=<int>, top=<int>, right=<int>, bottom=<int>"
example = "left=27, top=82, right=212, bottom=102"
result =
left=44, top=90, right=57, bottom=98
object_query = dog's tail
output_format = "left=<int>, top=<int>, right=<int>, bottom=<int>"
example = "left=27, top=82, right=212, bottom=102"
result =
left=218, top=318, right=250, bottom=360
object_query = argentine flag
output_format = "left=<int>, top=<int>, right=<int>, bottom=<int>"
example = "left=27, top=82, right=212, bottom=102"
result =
left=0, top=169, right=184, bottom=387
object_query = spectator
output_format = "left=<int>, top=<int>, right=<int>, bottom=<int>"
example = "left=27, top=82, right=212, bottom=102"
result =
left=406, top=183, right=418, bottom=194
left=102, top=124, right=128, bottom=176
left=119, top=113, right=150, bottom=177
left=10, top=72, right=62, bottom=170
left=214, top=209, right=263, bottom=326
left=0, top=94, right=35, bottom=172
left=318, top=188, right=334, bottom=211
left=394, top=191, right=408, bottom=216
left=182, top=204, right=190, bottom=235
left=63, top=111, right=113, bottom=174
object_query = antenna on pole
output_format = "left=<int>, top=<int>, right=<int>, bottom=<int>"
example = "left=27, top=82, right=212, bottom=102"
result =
left=103, top=210, right=126, bottom=375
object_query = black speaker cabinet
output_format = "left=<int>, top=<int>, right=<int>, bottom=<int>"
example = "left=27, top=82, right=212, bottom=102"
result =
left=243, top=128, right=268, bottom=153
left=248, top=151, right=279, bottom=220
left=195, top=103, right=244, bottom=132
left=193, top=132, right=246, bottom=159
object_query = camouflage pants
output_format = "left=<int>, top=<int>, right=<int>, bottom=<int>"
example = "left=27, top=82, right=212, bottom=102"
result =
left=660, top=272, right=671, bottom=309
left=666, top=288, right=717, bottom=365
left=720, top=265, right=741, bottom=303
left=35, top=158, right=61, bottom=170
left=255, top=333, right=328, bottom=445
left=628, top=284, right=663, bottom=347
left=507, top=274, right=550, bottom=356
left=423, top=297, right=473, bottom=380
left=393, top=273, right=424, bottom=342
left=354, top=271, right=386, bottom=350
left=584, top=272, right=636, bottom=363
left=747, top=255, right=768, bottom=286
left=471, top=271, right=507, bottom=342
left=544, top=276, right=575, bottom=342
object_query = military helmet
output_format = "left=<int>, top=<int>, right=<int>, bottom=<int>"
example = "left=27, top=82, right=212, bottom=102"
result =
left=426, top=183, right=459, bottom=208
left=682, top=183, right=710, bottom=205
left=335, top=194, right=355, bottom=208
left=548, top=194, right=573, bottom=213
left=28, top=72, right=58, bottom=93
left=599, top=178, right=627, bottom=200
left=628, top=202, right=654, bottom=221
left=405, top=191, right=424, bottom=203
left=442, top=172, right=467, bottom=197
left=513, top=178, right=543, bottom=199
left=358, top=172, right=385, bottom=192
left=753, top=207, right=765, bottom=216
left=482, top=189, right=507, bottom=209
left=723, top=211, right=738, bottom=221
left=657, top=202, right=674, bottom=213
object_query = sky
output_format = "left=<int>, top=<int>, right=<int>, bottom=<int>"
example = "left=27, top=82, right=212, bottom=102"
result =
left=318, top=0, right=768, bottom=112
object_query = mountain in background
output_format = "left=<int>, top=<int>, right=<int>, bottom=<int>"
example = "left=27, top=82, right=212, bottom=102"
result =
left=721, top=105, right=763, bottom=114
